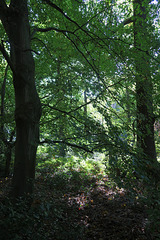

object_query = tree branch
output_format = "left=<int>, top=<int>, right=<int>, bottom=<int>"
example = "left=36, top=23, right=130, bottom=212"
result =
left=63, top=32, right=99, bottom=75
left=42, top=0, right=81, bottom=28
left=39, top=139, right=93, bottom=153
left=0, top=41, right=15, bottom=74
left=31, top=26, right=73, bottom=38
left=122, top=16, right=134, bottom=26
left=42, top=0, right=101, bottom=47
left=0, top=64, right=8, bottom=118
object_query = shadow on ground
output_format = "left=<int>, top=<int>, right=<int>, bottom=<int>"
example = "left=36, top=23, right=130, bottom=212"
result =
left=0, top=169, right=156, bottom=240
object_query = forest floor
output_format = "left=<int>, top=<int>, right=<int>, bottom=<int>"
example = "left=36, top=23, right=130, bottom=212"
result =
left=0, top=166, right=159, bottom=240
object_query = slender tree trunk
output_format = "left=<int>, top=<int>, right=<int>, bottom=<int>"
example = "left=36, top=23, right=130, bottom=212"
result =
left=84, top=90, right=88, bottom=132
left=0, top=1, right=42, bottom=197
left=133, top=0, right=157, bottom=163
left=4, top=130, right=15, bottom=177
left=0, top=65, right=15, bottom=177
left=4, top=145, right=12, bottom=177
left=0, top=65, right=7, bottom=176
left=0, top=65, right=8, bottom=145
left=56, top=58, right=66, bottom=157
left=125, top=84, right=131, bottom=125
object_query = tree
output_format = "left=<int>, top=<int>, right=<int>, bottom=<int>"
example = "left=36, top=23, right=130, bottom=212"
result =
left=0, top=0, right=159, bottom=197
left=133, top=0, right=157, bottom=165
left=0, top=64, right=15, bottom=177
left=0, top=0, right=42, bottom=197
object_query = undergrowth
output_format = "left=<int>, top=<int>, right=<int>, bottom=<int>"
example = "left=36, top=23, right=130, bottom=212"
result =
left=0, top=154, right=160, bottom=239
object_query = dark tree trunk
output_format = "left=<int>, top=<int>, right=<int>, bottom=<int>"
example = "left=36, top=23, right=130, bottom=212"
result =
left=0, top=0, right=42, bottom=197
left=133, top=0, right=157, bottom=163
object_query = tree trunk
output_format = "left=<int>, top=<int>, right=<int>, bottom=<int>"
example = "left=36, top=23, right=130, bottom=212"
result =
left=0, top=1, right=42, bottom=197
left=133, top=0, right=157, bottom=163
left=5, top=145, right=12, bottom=177
left=84, top=90, right=88, bottom=132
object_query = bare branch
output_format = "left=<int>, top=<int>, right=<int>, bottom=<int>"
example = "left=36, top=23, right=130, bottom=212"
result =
left=0, top=41, right=15, bottom=74
left=39, top=139, right=93, bottom=153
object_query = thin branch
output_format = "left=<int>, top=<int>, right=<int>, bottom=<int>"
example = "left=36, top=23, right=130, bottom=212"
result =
left=63, top=32, right=99, bottom=75
left=68, top=99, right=94, bottom=114
left=33, top=25, right=99, bottom=75
left=73, top=8, right=108, bottom=34
left=0, top=41, right=15, bottom=74
left=122, top=16, right=134, bottom=26
left=31, top=37, right=54, bottom=59
left=42, top=103, right=85, bottom=125
left=42, top=0, right=82, bottom=29
left=1, top=65, right=8, bottom=118
left=23, top=48, right=40, bottom=55
left=42, top=78, right=125, bottom=116
left=31, top=26, right=73, bottom=38
left=39, top=139, right=93, bottom=153
left=42, top=0, right=104, bottom=45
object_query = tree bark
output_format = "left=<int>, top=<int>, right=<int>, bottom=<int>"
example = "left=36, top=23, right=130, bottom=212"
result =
left=0, top=0, right=42, bottom=197
left=133, top=0, right=157, bottom=163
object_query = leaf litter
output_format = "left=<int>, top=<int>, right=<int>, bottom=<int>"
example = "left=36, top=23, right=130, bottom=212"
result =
left=0, top=171, right=157, bottom=240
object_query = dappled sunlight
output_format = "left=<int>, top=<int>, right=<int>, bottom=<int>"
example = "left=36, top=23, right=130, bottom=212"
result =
left=0, top=157, right=159, bottom=239
left=61, top=171, right=149, bottom=240
left=34, top=164, right=150, bottom=240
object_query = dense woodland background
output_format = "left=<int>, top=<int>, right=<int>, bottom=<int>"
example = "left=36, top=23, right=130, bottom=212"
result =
left=0, top=0, right=160, bottom=239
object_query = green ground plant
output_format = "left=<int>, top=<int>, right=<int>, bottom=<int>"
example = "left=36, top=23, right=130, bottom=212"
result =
left=0, top=154, right=160, bottom=239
